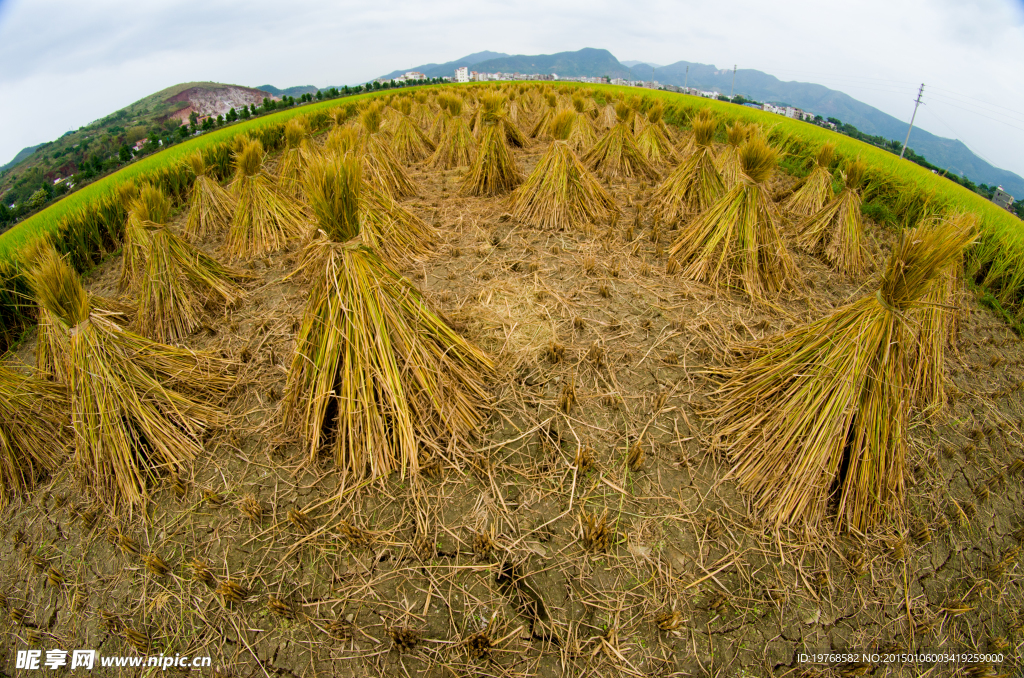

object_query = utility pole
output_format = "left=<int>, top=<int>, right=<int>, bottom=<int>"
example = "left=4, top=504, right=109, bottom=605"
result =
left=684, top=65, right=689, bottom=90
left=730, top=64, right=737, bottom=100
left=900, top=83, right=925, bottom=159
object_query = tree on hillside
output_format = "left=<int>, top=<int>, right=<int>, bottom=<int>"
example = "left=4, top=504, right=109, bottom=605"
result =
left=28, top=189, right=48, bottom=210
left=119, top=145, right=132, bottom=163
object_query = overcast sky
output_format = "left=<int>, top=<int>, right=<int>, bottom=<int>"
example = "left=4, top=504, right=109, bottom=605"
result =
left=1, top=0, right=1022, bottom=179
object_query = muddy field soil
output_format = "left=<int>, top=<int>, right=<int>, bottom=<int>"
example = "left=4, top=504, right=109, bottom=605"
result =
left=1, top=133, right=1022, bottom=677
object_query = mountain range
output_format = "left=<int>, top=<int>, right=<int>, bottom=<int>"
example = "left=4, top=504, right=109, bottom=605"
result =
left=383, top=48, right=1024, bottom=197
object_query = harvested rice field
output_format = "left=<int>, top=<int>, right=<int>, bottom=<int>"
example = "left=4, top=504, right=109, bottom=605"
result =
left=1, top=86, right=1023, bottom=677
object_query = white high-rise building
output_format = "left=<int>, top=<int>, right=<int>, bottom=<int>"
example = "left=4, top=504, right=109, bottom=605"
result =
left=455, top=67, right=469, bottom=83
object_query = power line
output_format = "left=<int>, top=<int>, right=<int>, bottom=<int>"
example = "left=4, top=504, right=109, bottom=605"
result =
left=926, top=85, right=1024, bottom=119
left=926, top=97, right=1024, bottom=133
left=917, top=105, right=1000, bottom=170
left=924, top=91, right=1024, bottom=127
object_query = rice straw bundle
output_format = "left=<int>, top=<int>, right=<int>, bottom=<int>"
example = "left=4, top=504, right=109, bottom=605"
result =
left=0, top=366, right=66, bottom=503
left=361, top=104, right=419, bottom=199
left=509, top=112, right=617, bottom=230
left=284, top=153, right=493, bottom=479
left=462, top=102, right=523, bottom=196
left=668, top=136, right=798, bottom=300
left=184, top=154, right=235, bottom=241
left=119, top=184, right=172, bottom=291
left=411, top=102, right=433, bottom=129
left=31, top=248, right=237, bottom=509
left=303, top=151, right=437, bottom=267
left=27, top=245, right=129, bottom=382
left=566, top=107, right=598, bottom=155
left=530, top=101, right=554, bottom=139
left=647, top=115, right=725, bottom=224
left=473, top=94, right=527, bottom=147
left=784, top=142, right=836, bottom=217
left=227, top=139, right=304, bottom=259
left=583, top=103, right=659, bottom=181
left=277, top=119, right=310, bottom=198
left=427, top=107, right=478, bottom=170
left=908, top=211, right=979, bottom=414
left=713, top=217, right=976, bottom=530
left=390, top=113, right=435, bottom=163
left=795, top=159, right=868, bottom=276
left=596, top=103, right=617, bottom=130
left=635, top=104, right=679, bottom=166
left=138, top=227, right=249, bottom=343
left=716, top=122, right=752, bottom=188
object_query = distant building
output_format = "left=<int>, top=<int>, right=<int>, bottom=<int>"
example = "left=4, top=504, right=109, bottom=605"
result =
left=699, top=90, right=719, bottom=99
left=762, top=103, right=813, bottom=121
left=395, top=71, right=426, bottom=83
left=993, top=186, right=1015, bottom=211
left=454, top=67, right=468, bottom=83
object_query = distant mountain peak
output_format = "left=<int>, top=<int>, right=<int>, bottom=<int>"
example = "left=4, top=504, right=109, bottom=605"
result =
left=622, top=60, right=664, bottom=68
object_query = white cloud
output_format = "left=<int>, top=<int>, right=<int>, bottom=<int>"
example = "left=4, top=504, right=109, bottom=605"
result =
left=0, top=0, right=1021, bottom=179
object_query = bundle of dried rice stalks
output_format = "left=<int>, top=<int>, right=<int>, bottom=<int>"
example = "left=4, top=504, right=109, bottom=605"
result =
left=668, top=136, right=798, bottom=299
left=284, top=153, right=493, bottom=479
left=635, top=103, right=679, bottom=166
left=565, top=102, right=598, bottom=154
left=361, top=104, right=419, bottom=199
left=509, top=111, right=617, bottom=230
left=184, top=154, right=235, bottom=241
left=138, top=228, right=249, bottom=343
left=31, top=248, right=238, bottom=508
left=714, top=217, right=976, bottom=530
left=390, top=113, right=436, bottom=163
left=647, top=114, right=725, bottom=224
left=909, top=211, right=979, bottom=414
left=784, top=142, right=836, bottom=217
left=795, top=159, right=867, bottom=276
left=596, top=103, right=617, bottom=130
left=472, top=94, right=527, bottom=148
left=277, top=119, right=311, bottom=199
left=26, top=245, right=129, bottom=382
left=462, top=101, right=523, bottom=196
left=0, top=366, right=66, bottom=504
left=716, top=121, right=752, bottom=188
left=583, top=102, right=659, bottom=181
left=119, top=184, right=172, bottom=291
left=428, top=101, right=479, bottom=170
left=304, top=151, right=436, bottom=266
left=227, top=139, right=304, bottom=259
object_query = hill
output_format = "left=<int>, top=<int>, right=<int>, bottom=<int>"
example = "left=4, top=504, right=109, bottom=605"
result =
left=0, top=82, right=272, bottom=211
left=0, top=144, right=44, bottom=174
left=379, top=51, right=510, bottom=80
left=257, top=84, right=319, bottom=97
left=628, top=60, right=1024, bottom=197
left=462, top=48, right=632, bottom=79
